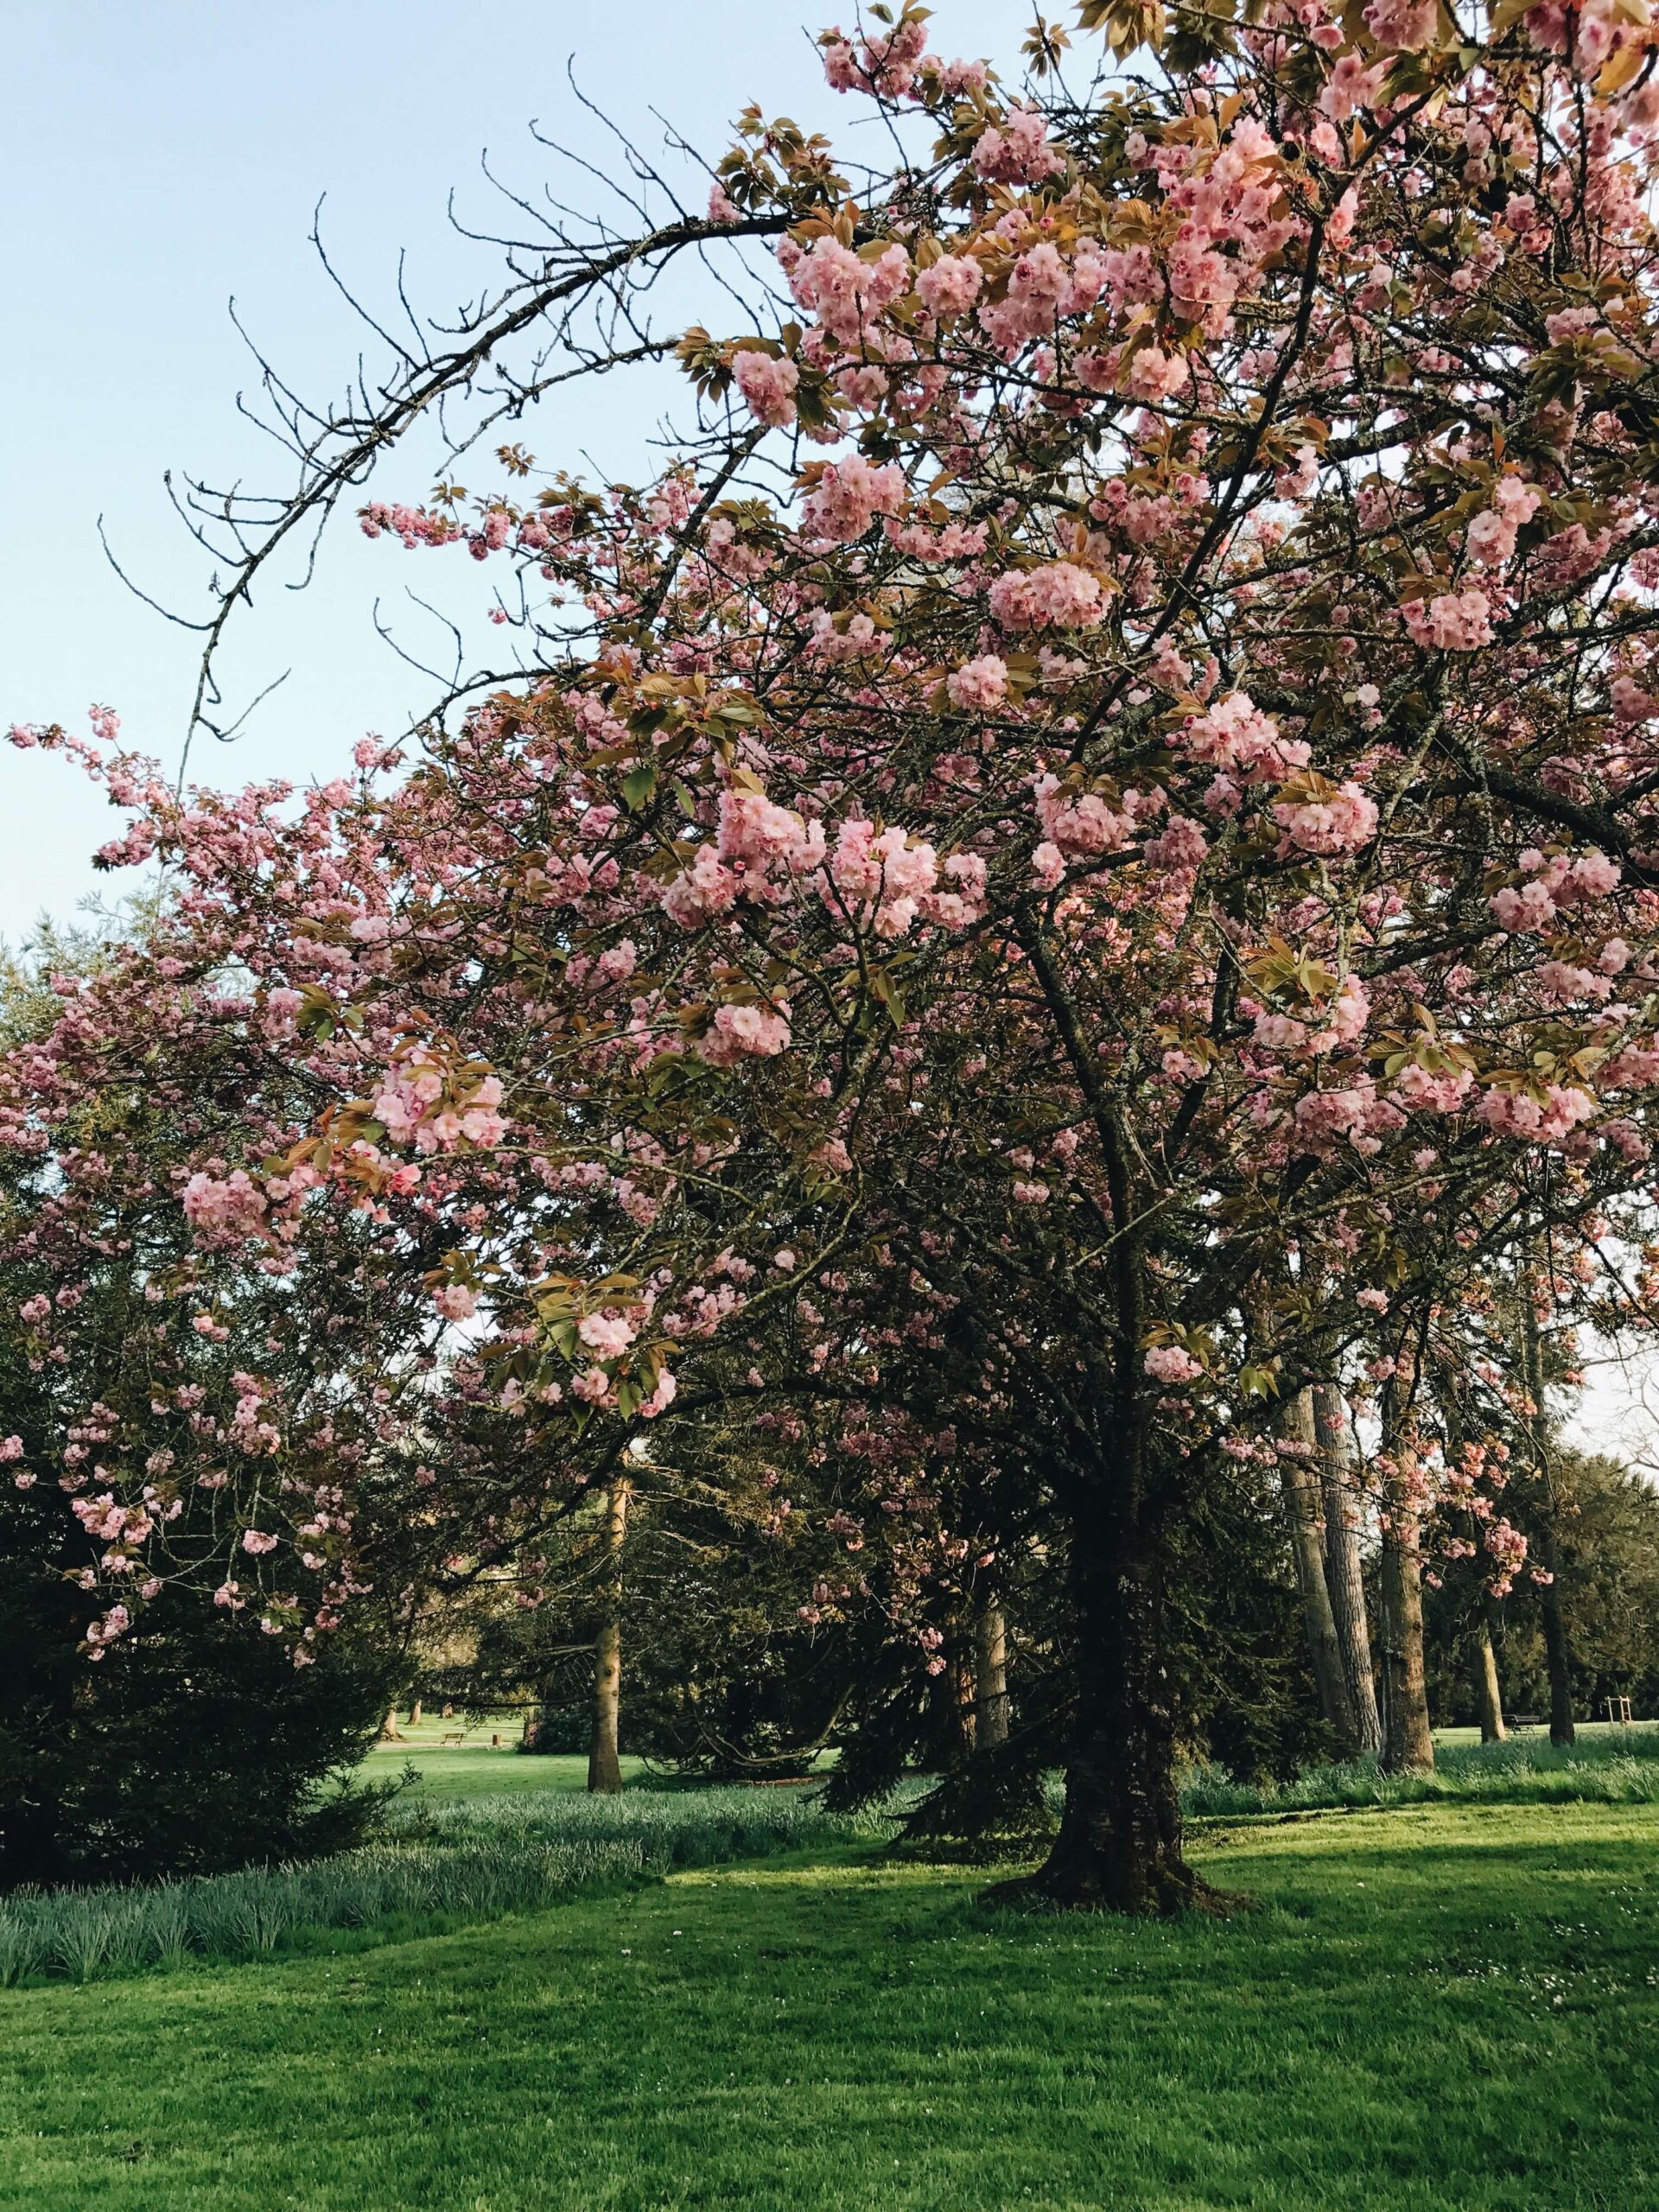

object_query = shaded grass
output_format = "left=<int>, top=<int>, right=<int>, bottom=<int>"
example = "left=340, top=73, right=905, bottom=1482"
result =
left=3, top=1801, right=1656, bottom=2209
left=356, top=1744, right=648, bottom=1802
left=1182, top=1721, right=1659, bottom=1819
left=0, top=1784, right=884, bottom=1987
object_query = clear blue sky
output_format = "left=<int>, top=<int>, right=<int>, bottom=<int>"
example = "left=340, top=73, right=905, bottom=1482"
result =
left=3, top=0, right=1024, bottom=946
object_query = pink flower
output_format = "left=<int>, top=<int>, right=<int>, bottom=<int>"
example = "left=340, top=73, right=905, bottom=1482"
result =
left=241, top=1529, right=279, bottom=1556
left=1273, top=782, right=1379, bottom=855
left=1489, top=880, right=1557, bottom=933
left=1123, top=346, right=1190, bottom=403
left=577, top=1312, right=637, bottom=1358
left=917, top=255, right=983, bottom=318
left=989, top=562, right=1107, bottom=632
left=182, top=1170, right=268, bottom=1241
left=1144, top=1345, right=1203, bottom=1384
left=1363, top=0, right=1438, bottom=47
left=946, top=655, right=1009, bottom=712
left=732, top=349, right=800, bottom=429
left=788, top=236, right=911, bottom=346
left=1403, top=588, right=1494, bottom=652
left=801, top=454, right=908, bottom=543
left=973, top=106, right=1065, bottom=184
left=434, top=1282, right=479, bottom=1321
left=697, top=1001, right=792, bottom=1066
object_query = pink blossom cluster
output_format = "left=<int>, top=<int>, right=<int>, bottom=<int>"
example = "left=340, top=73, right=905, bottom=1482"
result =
left=976, top=241, right=1108, bottom=352
left=988, top=562, right=1107, bottom=632
left=786, top=236, right=912, bottom=347
left=1466, top=475, right=1542, bottom=567
left=945, top=655, right=1009, bottom=712
left=697, top=1001, right=793, bottom=1068
left=372, top=1052, right=507, bottom=1154
left=1403, top=588, right=1494, bottom=652
left=732, top=349, right=800, bottom=429
left=972, top=105, right=1065, bottom=185
left=1472, top=1084, right=1597, bottom=1143
left=828, top=818, right=939, bottom=939
left=1033, top=773, right=1132, bottom=864
left=800, top=454, right=908, bottom=543
left=1179, top=692, right=1310, bottom=784
left=181, top=1169, right=268, bottom=1243
left=1144, top=1344, right=1203, bottom=1383
left=915, top=253, right=983, bottom=320
left=1273, top=781, right=1379, bottom=855
left=1489, top=849, right=1621, bottom=932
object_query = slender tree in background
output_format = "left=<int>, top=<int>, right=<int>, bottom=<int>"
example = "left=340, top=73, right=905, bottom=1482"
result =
left=1313, top=1383, right=1382, bottom=1756
left=1519, top=1251, right=1577, bottom=1746
left=1473, top=1615, right=1508, bottom=1744
left=1277, top=1389, right=1358, bottom=1753
left=587, top=1477, right=632, bottom=1793
left=17, top=0, right=1659, bottom=1908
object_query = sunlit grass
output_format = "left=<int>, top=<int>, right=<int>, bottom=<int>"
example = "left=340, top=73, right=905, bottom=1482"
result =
left=3, top=1801, right=1656, bottom=2209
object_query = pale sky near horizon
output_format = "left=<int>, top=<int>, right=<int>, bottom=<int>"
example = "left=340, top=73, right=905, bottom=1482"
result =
left=2, top=0, right=1021, bottom=944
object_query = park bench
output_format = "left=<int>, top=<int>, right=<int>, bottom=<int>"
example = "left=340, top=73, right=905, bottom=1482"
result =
left=1504, top=1714, right=1539, bottom=1732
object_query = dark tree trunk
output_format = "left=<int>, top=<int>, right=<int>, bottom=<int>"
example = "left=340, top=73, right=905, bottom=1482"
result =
left=1539, top=1547, right=1577, bottom=1748
left=972, top=1592, right=1010, bottom=1751
left=1474, top=1617, right=1506, bottom=1744
left=1313, top=1383, right=1382, bottom=1754
left=989, top=1409, right=1234, bottom=1915
left=1377, top=1458, right=1435, bottom=1774
left=587, top=1478, right=631, bottom=1794
left=1279, top=1389, right=1358, bottom=1752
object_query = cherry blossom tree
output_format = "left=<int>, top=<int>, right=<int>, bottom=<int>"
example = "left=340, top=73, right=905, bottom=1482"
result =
left=16, top=0, right=1659, bottom=1909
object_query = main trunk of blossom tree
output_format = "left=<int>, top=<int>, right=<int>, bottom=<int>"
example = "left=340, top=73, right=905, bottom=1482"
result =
left=1279, top=1388, right=1359, bottom=1754
left=587, top=1478, right=631, bottom=1795
left=996, top=1413, right=1225, bottom=1916
left=1475, top=1618, right=1507, bottom=1744
left=1313, top=1384, right=1383, bottom=1755
left=1377, top=1481, right=1435, bottom=1776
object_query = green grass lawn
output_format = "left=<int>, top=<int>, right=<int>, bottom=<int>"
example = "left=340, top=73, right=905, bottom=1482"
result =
left=359, top=1741, right=647, bottom=1802
left=5, top=1799, right=1656, bottom=2211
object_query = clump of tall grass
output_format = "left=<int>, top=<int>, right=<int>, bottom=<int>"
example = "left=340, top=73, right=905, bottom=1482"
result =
left=0, top=1782, right=890, bottom=1989
left=1182, top=1724, right=1659, bottom=1819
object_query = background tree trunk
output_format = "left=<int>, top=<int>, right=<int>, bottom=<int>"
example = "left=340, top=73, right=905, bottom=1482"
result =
left=1518, top=1275, right=1577, bottom=1748
left=1539, top=1547, right=1577, bottom=1747
left=587, top=1478, right=631, bottom=1794
left=1377, top=1465, right=1435, bottom=1775
left=1313, top=1383, right=1382, bottom=1755
left=972, top=1592, right=1010, bottom=1751
left=1474, top=1618, right=1506, bottom=1743
left=1279, top=1388, right=1358, bottom=1752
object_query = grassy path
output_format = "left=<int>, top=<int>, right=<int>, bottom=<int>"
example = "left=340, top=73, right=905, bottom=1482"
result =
left=5, top=1801, right=1657, bottom=2209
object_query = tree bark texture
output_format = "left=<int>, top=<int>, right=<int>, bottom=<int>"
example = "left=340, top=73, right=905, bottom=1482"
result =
left=1377, top=1452, right=1435, bottom=1774
left=972, top=1593, right=1011, bottom=1751
left=1474, top=1618, right=1506, bottom=1744
left=588, top=1478, right=631, bottom=1794
left=993, top=1407, right=1232, bottom=1915
left=1278, top=1388, right=1358, bottom=1752
left=1313, top=1383, right=1382, bottom=1755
